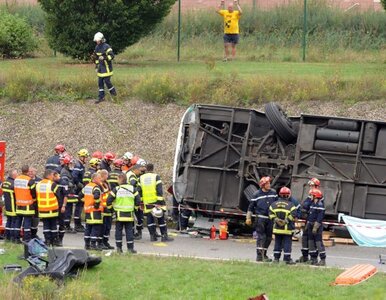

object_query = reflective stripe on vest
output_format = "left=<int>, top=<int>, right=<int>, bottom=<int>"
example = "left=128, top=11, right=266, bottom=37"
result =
left=83, top=183, right=103, bottom=213
left=15, top=175, right=35, bottom=215
left=2, top=186, right=17, bottom=216
left=36, top=179, right=59, bottom=218
left=113, top=185, right=135, bottom=212
left=140, top=173, right=158, bottom=204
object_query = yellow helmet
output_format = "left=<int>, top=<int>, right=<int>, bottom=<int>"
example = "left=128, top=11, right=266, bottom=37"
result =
left=89, top=158, right=101, bottom=168
left=78, top=148, right=89, bottom=157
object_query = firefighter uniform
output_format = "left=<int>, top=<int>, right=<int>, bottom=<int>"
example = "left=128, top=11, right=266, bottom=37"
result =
left=107, top=167, right=123, bottom=191
left=247, top=189, right=278, bottom=261
left=127, top=170, right=143, bottom=239
left=107, top=183, right=141, bottom=253
left=80, top=182, right=103, bottom=250
left=139, top=172, right=171, bottom=242
left=14, top=174, right=37, bottom=242
left=61, top=166, right=79, bottom=232
left=101, top=181, right=114, bottom=249
left=269, top=198, right=296, bottom=263
left=99, top=159, right=111, bottom=172
left=72, top=159, right=86, bottom=231
left=54, top=175, right=66, bottom=246
left=83, top=168, right=96, bottom=186
left=94, top=42, right=117, bottom=102
left=36, top=179, right=60, bottom=246
left=307, top=199, right=326, bottom=265
left=2, top=176, right=17, bottom=242
left=45, top=154, right=60, bottom=171
left=298, top=196, right=313, bottom=262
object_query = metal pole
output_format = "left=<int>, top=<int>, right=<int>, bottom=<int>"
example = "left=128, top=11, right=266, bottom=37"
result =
left=302, top=0, right=307, bottom=62
left=177, top=0, right=181, bottom=62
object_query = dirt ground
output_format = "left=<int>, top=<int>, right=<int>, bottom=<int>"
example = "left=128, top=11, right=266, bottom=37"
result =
left=1, top=99, right=385, bottom=189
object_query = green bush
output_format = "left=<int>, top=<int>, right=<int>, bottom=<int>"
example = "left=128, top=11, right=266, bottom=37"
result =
left=0, top=10, right=38, bottom=58
left=381, top=0, right=386, bottom=10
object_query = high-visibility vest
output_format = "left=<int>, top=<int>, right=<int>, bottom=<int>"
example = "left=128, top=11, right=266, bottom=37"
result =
left=113, top=184, right=136, bottom=222
left=36, top=179, right=59, bottom=218
left=14, top=174, right=35, bottom=215
left=2, top=179, right=16, bottom=217
left=140, top=173, right=163, bottom=213
left=101, top=183, right=112, bottom=216
left=83, top=182, right=103, bottom=224
left=126, top=171, right=138, bottom=187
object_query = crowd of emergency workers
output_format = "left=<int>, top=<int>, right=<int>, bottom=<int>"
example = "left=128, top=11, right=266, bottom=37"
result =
left=1, top=144, right=173, bottom=254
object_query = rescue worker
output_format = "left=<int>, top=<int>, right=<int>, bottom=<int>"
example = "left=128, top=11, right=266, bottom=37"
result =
left=53, top=171, right=67, bottom=246
left=269, top=187, right=297, bottom=264
left=83, top=158, right=101, bottom=185
left=93, top=32, right=117, bottom=104
left=92, top=151, right=104, bottom=160
left=139, top=163, right=173, bottom=242
left=107, top=158, right=124, bottom=190
left=79, top=172, right=104, bottom=250
left=45, top=144, right=66, bottom=170
left=60, top=155, right=78, bottom=233
left=307, top=188, right=326, bottom=266
left=99, top=152, right=116, bottom=172
left=3, top=169, right=18, bottom=242
left=126, top=161, right=144, bottom=240
left=297, top=177, right=323, bottom=263
left=14, top=165, right=37, bottom=243
left=99, top=169, right=114, bottom=249
left=246, top=176, right=278, bottom=262
left=28, top=167, right=42, bottom=240
left=107, top=174, right=141, bottom=253
left=71, top=149, right=90, bottom=232
left=36, top=170, right=63, bottom=246
left=121, top=152, right=134, bottom=173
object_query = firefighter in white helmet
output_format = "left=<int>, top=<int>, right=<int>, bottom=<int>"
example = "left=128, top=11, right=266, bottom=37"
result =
left=93, top=32, right=117, bottom=104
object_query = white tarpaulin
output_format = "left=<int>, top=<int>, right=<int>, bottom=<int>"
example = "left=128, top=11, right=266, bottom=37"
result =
left=339, top=214, right=386, bottom=247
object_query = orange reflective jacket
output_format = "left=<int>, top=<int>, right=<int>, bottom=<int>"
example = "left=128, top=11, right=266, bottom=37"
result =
left=36, top=179, right=59, bottom=218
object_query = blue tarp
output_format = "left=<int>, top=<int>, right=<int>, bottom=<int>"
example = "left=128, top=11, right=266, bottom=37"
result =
left=339, top=214, right=386, bottom=247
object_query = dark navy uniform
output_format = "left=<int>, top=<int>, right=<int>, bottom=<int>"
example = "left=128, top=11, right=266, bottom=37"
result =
left=247, top=189, right=278, bottom=261
left=127, top=170, right=144, bottom=238
left=60, top=166, right=78, bottom=231
left=269, top=198, right=296, bottom=263
left=72, top=160, right=86, bottom=230
left=107, top=168, right=123, bottom=191
left=2, top=177, right=17, bottom=242
left=83, top=168, right=96, bottom=186
left=94, top=42, right=117, bottom=101
left=45, top=154, right=60, bottom=170
left=99, top=159, right=112, bottom=172
left=307, top=199, right=326, bottom=264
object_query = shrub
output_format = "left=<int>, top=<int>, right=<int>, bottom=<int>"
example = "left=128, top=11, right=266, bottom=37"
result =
left=0, top=10, right=38, bottom=58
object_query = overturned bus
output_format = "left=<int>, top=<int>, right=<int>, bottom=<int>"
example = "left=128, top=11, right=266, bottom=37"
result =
left=173, top=103, right=386, bottom=222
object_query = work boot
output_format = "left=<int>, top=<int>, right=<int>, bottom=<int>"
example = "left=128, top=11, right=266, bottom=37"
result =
left=127, top=244, right=137, bottom=254
left=296, top=256, right=309, bottom=263
left=98, top=241, right=109, bottom=250
left=134, top=230, right=142, bottom=240
left=161, top=234, right=174, bottom=242
left=90, top=241, right=98, bottom=251
left=116, top=247, right=123, bottom=254
left=54, top=238, right=63, bottom=247
left=85, top=243, right=91, bottom=250
left=155, top=232, right=162, bottom=238
left=103, top=238, right=115, bottom=250
left=75, top=224, right=85, bottom=233
left=273, top=258, right=280, bottom=263
left=95, top=97, right=105, bottom=104
left=150, top=234, right=158, bottom=242
left=285, top=259, right=296, bottom=265
left=316, top=259, right=326, bottom=266
left=310, top=258, right=318, bottom=265
left=256, top=255, right=263, bottom=262
left=65, top=225, right=76, bottom=234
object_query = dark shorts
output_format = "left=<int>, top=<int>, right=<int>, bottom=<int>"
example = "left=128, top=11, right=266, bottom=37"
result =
left=223, top=34, right=239, bottom=45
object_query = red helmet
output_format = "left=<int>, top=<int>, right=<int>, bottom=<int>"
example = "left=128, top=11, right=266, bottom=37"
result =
left=308, top=177, right=321, bottom=187
left=309, top=188, right=323, bottom=199
left=259, top=176, right=271, bottom=188
left=92, top=151, right=103, bottom=159
left=279, top=187, right=291, bottom=197
left=113, top=158, right=124, bottom=168
left=54, top=144, right=66, bottom=153
left=104, top=152, right=116, bottom=161
left=61, top=155, right=72, bottom=165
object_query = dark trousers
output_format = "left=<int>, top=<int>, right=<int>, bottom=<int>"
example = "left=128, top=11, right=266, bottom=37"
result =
left=301, top=223, right=309, bottom=258
left=15, top=215, right=33, bottom=242
left=103, top=215, right=112, bottom=241
left=84, top=224, right=91, bottom=246
left=308, top=223, right=326, bottom=260
left=135, top=209, right=143, bottom=231
left=58, top=211, right=65, bottom=241
left=273, top=234, right=292, bottom=262
left=42, top=217, right=58, bottom=243
left=65, top=202, right=82, bottom=226
left=179, top=208, right=192, bottom=230
left=116, top=221, right=134, bottom=250
left=89, top=224, right=103, bottom=244
left=255, top=217, right=273, bottom=259
left=98, top=76, right=116, bottom=100
left=145, top=213, right=167, bottom=236
left=5, top=216, right=17, bottom=241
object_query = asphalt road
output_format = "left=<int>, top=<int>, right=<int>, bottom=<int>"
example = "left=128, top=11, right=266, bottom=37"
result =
left=58, top=226, right=386, bottom=272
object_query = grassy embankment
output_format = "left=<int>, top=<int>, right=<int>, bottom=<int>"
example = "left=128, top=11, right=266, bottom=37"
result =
left=0, top=242, right=385, bottom=300
left=0, top=2, right=385, bottom=104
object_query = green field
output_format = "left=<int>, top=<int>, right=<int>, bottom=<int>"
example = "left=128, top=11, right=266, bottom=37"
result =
left=0, top=243, right=385, bottom=300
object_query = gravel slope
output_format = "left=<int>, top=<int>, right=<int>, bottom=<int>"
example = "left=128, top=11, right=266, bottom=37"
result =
left=1, top=99, right=385, bottom=188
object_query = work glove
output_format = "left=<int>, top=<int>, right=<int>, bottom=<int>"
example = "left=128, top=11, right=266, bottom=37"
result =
left=275, top=218, right=286, bottom=227
left=245, top=211, right=252, bottom=226
left=312, top=222, right=321, bottom=234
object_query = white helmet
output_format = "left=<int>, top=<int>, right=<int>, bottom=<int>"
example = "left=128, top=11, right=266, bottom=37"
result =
left=151, top=207, right=163, bottom=218
left=93, top=32, right=104, bottom=42
left=137, top=158, right=147, bottom=167
left=122, top=152, right=133, bottom=160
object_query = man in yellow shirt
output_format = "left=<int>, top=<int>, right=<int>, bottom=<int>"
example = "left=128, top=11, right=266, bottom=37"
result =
left=217, top=0, right=243, bottom=61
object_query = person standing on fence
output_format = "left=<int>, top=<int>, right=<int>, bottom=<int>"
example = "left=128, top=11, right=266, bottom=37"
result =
left=216, top=0, right=242, bottom=61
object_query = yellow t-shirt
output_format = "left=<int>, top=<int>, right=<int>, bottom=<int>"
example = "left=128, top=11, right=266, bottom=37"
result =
left=219, top=10, right=241, bottom=34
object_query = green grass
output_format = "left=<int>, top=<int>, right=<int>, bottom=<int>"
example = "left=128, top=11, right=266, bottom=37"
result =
left=1, top=242, right=386, bottom=300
